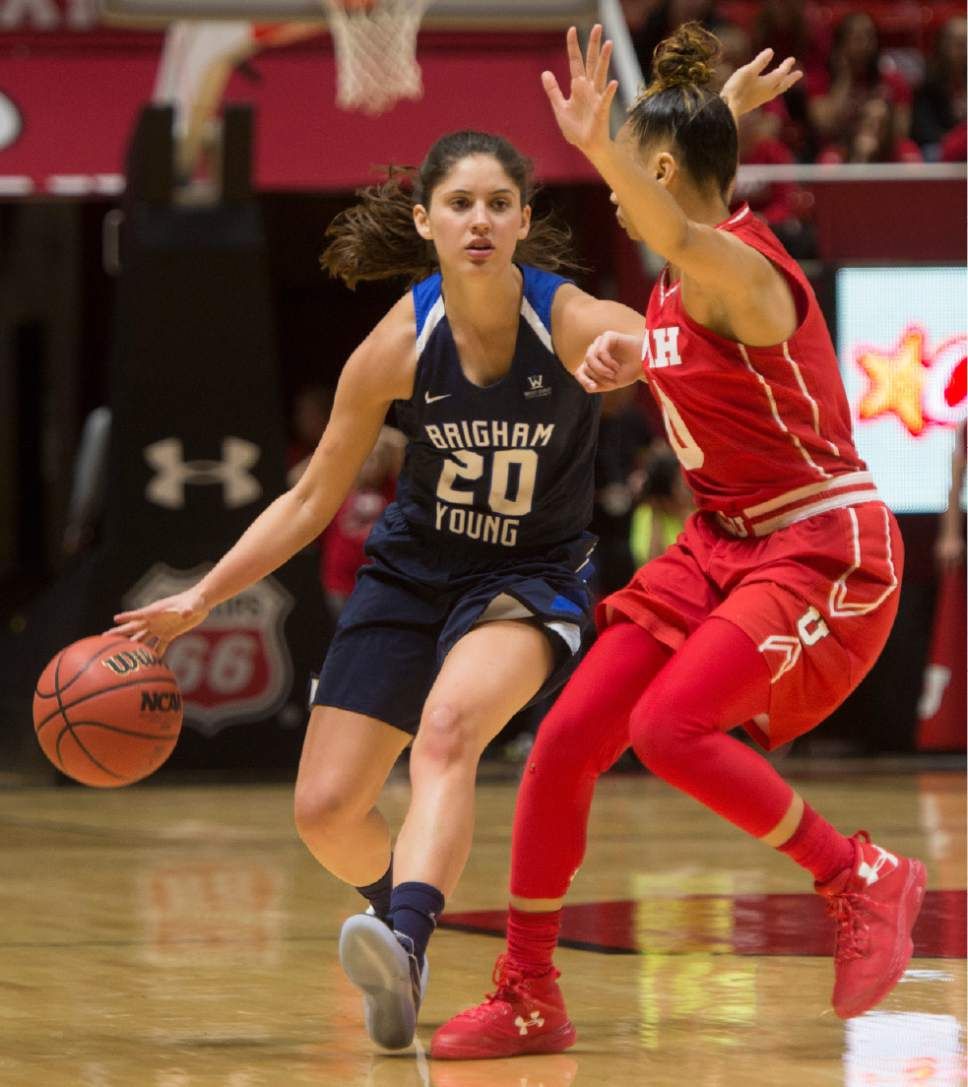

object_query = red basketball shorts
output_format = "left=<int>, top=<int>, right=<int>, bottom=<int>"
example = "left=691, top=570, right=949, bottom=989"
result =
left=599, top=502, right=904, bottom=749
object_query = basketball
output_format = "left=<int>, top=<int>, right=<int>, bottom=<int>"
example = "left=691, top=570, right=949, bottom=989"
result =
left=32, top=634, right=183, bottom=788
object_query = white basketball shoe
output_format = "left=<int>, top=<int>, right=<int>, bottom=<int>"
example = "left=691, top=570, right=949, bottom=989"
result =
left=340, top=910, right=430, bottom=1050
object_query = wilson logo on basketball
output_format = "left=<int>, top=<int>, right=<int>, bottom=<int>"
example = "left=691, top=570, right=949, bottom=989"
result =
left=123, top=562, right=294, bottom=736
left=101, top=648, right=160, bottom=676
left=141, top=690, right=183, bottom=714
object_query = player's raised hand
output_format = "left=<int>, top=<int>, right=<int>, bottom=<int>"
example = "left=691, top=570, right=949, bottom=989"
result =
left=541, top=24, right=618, bottom=158
left=108, top=589, right=210, bottom=656
left=721, top=48, right=802, bottom=119
left=575, top=330, right=643, bottom=394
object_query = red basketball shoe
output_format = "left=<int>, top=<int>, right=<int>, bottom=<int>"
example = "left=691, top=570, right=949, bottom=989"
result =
left=430, top=955, right=576, bottom=1060
left=817, top=831, right=927, bottom=1019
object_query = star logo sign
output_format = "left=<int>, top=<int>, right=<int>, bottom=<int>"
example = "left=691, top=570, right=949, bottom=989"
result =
left=855, top=326, right=967, bottom=436
left=856, top=329, right=927, bottom=435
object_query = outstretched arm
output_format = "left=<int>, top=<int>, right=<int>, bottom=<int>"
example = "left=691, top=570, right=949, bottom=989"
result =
left=720, top=47, right=803, bottom=123
left=110, top=298, right=415, bottom=653
left=550, top=283, right=644, bottom=373
left=541, top=26, right=797, bottom=344
left=574, top=331, right=645, bottom=394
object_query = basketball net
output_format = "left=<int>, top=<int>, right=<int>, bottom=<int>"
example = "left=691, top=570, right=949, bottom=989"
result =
left=322, top=0, right=432, bottom=115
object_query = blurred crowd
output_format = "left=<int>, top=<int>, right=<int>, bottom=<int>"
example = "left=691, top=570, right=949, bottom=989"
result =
left=622, top=0, right=966, bottom=256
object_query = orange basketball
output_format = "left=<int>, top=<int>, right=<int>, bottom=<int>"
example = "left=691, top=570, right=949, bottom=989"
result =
left=33, top=634, right=183, bottom=788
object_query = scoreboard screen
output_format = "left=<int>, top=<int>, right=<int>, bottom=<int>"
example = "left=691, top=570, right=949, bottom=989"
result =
left=836, top=265, right=967, bottom=514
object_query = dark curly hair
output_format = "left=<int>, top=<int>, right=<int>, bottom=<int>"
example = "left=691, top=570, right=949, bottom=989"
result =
left=627, top=22, right=738, bottom=197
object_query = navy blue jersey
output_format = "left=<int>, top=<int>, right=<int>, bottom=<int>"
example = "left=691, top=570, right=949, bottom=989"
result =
left=390, top=264, right=601, bottom=559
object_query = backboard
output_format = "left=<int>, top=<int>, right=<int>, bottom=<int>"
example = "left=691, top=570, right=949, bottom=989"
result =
left=100, top=0, right=598, bottom=27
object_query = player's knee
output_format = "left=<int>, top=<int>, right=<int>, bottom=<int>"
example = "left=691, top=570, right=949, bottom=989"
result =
left=629, top=697, right=680, bottom=776
left=293, top=779, right=361, bottom=841
left=412, top=702, right=478, bottom=771
left=527, top=708, right=598, bottom=779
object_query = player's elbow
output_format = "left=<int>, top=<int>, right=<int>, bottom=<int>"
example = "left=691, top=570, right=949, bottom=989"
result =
left=288, top=475, right=330, bottom=540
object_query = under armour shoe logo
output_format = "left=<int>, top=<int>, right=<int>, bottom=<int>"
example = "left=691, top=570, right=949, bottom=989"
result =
left=514, top=1011, right=545, bottom=1035
left=858, top=845, right=899, bottom=887
left=144, top=437, right=262, bottom=509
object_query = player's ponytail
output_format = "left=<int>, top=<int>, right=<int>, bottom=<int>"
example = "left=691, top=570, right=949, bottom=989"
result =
left=321, top=130, right=580, bottom=288
left=649, top=20, right=719, bottom=99
left=321, top=167, right=434, bottom=289
left=627, top=22, right=738, bottom=197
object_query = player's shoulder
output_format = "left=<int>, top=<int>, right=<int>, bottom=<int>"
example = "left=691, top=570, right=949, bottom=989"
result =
left=345, top=292, right=418, bottom=404
left=723, top=207, right=794, bottom=267
left=366, top=291, right=418, bottom=355
left=519, top=263, right=573, bottom=325
left=411, top=270, right=444, bottom=350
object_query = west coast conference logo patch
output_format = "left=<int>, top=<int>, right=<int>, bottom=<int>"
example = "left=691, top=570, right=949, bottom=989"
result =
left=123, top=563, right=294, bottom=737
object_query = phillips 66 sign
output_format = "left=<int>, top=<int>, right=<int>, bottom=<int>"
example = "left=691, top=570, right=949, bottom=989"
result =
left=122, top=563, right=294, bottom=736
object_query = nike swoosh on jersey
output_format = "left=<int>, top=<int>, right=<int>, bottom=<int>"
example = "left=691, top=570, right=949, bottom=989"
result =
left=425, top=391, right=452, bottom=404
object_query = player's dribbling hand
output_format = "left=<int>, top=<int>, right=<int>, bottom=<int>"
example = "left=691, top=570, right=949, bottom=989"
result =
left=108, top=589, right=211, bottom=657
left=542, top=24, right=618, bottom=158
left=720, top=48, right=803, bottom=119
left=575, top=330, right=643, bottom=394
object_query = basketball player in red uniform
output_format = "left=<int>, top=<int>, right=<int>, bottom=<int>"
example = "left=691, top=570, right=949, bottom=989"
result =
left=432, top=24, right=926, bottom=1060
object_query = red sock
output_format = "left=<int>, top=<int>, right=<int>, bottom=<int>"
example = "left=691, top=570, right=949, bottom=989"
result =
left=506, top=906, right=562, bottom=977
left=778, top=803, right=855, bottom=885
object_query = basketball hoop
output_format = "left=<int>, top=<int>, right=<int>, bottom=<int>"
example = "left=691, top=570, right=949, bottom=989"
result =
left=322, top=0, right=431, bottom=115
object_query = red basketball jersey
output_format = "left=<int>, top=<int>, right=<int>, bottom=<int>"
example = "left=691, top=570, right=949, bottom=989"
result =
left=642, top=204, right=875, bottom=537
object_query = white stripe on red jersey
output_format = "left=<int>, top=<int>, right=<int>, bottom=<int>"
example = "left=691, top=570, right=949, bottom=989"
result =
left=641, top=204, right=870, bottom=526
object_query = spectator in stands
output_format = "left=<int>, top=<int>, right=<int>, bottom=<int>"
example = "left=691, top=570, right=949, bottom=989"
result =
left=62, top=406, right=111, bottom=558
left=712, top=21, right=752, bottom=88
left=750, top=0, right=828, bottom=88
left=715, top=23, right=814, bottom=257
left=912, top=16, right=967, bottom=161
left=818, top=96, right=923, bottom=165
left=735, top=106, right=816, bottom=257
left=286, top=383, right=333, bottom=487
left=807, top=12, right=913, bottom=152
left=321, top=426, right=404, bottom=614
left=940, top=121, right=966, bottom=164
left=748, top=0, right=823, bottom=161
left=935, top=424, right=967, bottom=573
left=629, top=447, right=693, bottom=567
left=591, top=387, right=655, bottom=596
left=632, top=0, right=726, bottom=81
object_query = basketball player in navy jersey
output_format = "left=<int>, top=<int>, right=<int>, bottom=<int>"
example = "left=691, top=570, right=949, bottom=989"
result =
left=111, top=56, right=796, bottom=1050
left=111, top=128, right=640, bottom=1049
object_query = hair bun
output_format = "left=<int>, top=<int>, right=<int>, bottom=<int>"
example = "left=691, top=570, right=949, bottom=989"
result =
left=649, top=21, right=721, bottom=95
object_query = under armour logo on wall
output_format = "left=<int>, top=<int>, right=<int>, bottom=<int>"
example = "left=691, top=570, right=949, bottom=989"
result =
left=144, top=437, right=262, bottom=509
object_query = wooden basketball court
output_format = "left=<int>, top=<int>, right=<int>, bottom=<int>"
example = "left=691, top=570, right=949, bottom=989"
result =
left=2, top=761, right=964, bottom=1086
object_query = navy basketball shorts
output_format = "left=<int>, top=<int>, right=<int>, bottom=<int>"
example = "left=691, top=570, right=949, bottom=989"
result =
left=312, top=516, right=596, bottom=735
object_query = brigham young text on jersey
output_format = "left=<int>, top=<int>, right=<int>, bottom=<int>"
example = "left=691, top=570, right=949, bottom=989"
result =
left=390, top=265, right=599, bottom=553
